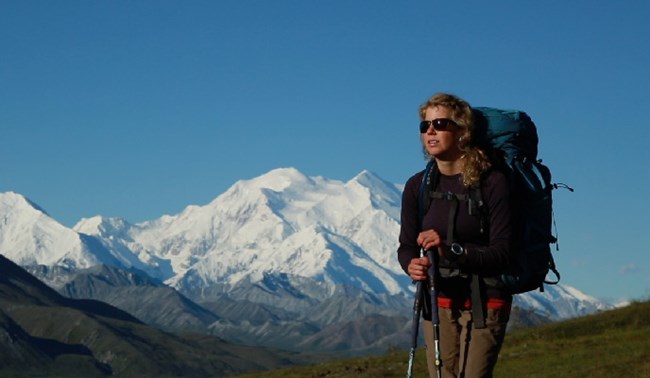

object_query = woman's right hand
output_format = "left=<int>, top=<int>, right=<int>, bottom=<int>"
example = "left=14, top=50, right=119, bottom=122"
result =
left=407, top=256, right=431, bottom=281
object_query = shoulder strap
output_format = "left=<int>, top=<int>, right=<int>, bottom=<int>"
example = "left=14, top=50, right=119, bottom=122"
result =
left=418, top=160, right=438, bottom=230
left=429, top=191, right=461, bottom=246
left=467, top=186, right=487, bottom=234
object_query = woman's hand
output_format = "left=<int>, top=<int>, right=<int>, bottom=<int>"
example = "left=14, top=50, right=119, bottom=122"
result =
left=416, top=229, right=443, bottom=252
left=407, top=256, right=431, bottom=281
left=409, top=229, right=445, bottom=280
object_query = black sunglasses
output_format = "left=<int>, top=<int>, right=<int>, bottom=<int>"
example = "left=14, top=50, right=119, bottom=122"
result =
left=419, top=118, right=458, bottom=133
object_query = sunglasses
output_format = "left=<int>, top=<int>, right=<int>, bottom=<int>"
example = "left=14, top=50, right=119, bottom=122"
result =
left=419, top=118, right=458, bottom=133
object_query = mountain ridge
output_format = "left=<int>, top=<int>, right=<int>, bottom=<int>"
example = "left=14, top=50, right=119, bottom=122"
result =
left=0, top=167, right=614, bottom=354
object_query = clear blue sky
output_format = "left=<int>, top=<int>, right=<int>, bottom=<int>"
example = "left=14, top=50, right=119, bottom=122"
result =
left=1, top=1, right=649, bottom=303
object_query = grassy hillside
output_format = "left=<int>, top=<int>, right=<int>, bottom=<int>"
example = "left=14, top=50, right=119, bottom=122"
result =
left=233, top=300, right=650, bottom=378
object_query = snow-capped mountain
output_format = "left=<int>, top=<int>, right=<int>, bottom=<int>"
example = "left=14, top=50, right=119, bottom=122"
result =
left=0, top=192, right=120, bottom=269
left=73, top=168, right=408, bottom=298
left=514, top=283, right=613, bottom=320
left=0, top=168, right=613, bottom=323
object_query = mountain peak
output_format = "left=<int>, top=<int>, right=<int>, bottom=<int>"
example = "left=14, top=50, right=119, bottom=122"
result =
left=346, top=170, right=401, bottom=213
left=350, top=170, right=385, bottom=187
left=251, top=167, right=310, bottom=191
left=0, top=191, right=49, bottom=217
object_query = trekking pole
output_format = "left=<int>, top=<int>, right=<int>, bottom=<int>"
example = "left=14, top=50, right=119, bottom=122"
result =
left=406, top=279, right=424, bottom=378
left=425, top=249, right=443, bottom=378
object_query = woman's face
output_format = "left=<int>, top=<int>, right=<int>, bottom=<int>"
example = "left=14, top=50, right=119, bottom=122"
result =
left=421, top=106, right=463, bottom=161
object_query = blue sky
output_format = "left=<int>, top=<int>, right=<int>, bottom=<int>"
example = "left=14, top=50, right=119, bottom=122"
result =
left=1, top=0, right=649, bottom=303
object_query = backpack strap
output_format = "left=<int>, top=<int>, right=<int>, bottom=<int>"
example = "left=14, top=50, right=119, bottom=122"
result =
left=545, top=255, right=561, bottom=285
left=418, top=160, right=438, bottom=230
left=430, top=187, right=488, bottom=329
left=468, top=186, right=487, bottom=234
left=467, top=186, right=488, bottom=328
left=470, top=275, right=486, bottom=328
left=429, top=191, right=462, bottom=244
left=418, top=163, right=489, bottom=329
left=430, top=188, right=486, bottom=329
left=417, top=161, right=437, bottom=319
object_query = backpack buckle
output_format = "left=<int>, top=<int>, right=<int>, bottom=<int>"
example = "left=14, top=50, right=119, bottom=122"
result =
left=443, top=191, right=456, bottom=201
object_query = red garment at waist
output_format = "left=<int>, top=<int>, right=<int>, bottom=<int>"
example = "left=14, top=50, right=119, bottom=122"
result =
left=437, top=297, right=511, bottom=311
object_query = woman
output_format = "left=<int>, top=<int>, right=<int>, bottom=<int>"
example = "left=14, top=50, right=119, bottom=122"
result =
left=398, top=93, right=514, bottom=378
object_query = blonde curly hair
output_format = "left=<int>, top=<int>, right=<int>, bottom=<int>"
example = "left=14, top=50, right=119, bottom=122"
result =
left=419, top=93, right=491, bottom=187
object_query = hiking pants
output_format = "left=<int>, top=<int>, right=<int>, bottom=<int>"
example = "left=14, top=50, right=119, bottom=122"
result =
left=423, top=306, right=510, bottom=378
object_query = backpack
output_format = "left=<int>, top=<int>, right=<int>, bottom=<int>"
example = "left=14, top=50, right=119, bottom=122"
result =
left=419, top=107, right=573, bottom=295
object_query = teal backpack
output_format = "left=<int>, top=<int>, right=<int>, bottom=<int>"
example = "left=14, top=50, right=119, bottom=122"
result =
left=472, top=107, right=573, bottom=294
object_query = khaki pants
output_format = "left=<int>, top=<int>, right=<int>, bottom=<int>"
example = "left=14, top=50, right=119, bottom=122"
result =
left=422, top=307, right=510, bottom=378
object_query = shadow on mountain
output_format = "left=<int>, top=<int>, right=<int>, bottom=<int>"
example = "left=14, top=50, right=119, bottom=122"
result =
left=0, top=308, right=112, bottom=376
left=0, top=254, right=298, bottom=377
left=57, top=263, right=219, bottom=333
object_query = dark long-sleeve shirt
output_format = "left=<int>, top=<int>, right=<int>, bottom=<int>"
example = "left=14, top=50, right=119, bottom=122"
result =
left=397, top=167, right=514, bottom=301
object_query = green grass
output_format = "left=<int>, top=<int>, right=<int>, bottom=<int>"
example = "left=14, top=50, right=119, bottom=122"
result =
left=232, top=301, right=650, bottom=378
left=495, top=300, right=650, bottom=378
